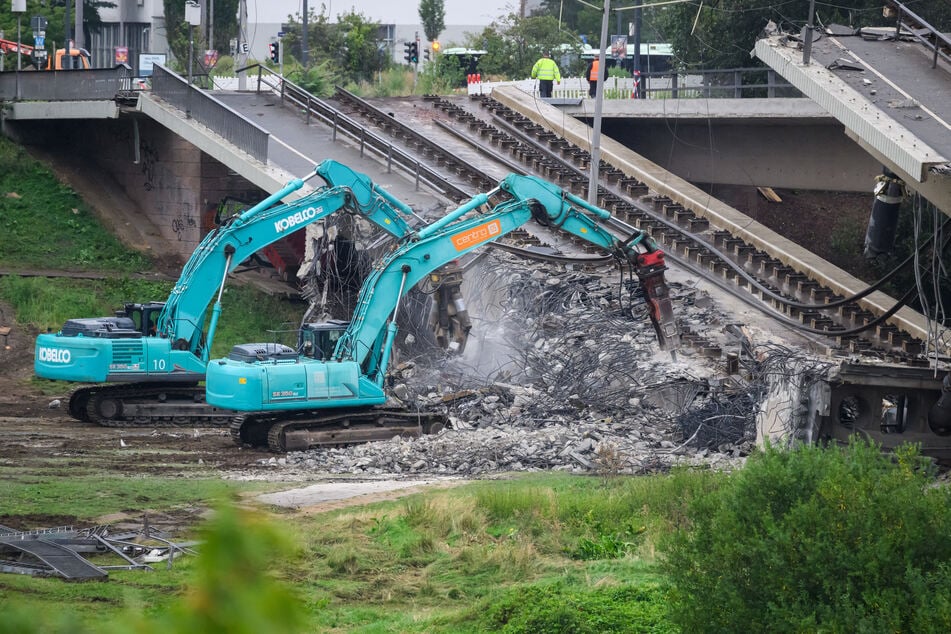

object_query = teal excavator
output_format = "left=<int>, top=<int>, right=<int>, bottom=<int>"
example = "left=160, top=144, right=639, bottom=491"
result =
left=206, top=172, right=681, bottom=452
left=34, top=160, right=421, bottom=426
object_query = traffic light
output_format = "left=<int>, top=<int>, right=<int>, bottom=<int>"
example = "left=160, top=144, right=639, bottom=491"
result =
left=424, top=49, right=430, bottom=62
left=432, top=40, right=440, bottom=54
left=410, top=41, right=418, bottom=63
left=403, top=41, right=413, bottom=64
left=269, top=41, right=280, bottom=64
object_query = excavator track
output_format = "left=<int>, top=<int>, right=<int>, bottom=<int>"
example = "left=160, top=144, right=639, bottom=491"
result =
left=78, top=382, right=234, bottom=427
left=231, top=408, right=448, bottom=453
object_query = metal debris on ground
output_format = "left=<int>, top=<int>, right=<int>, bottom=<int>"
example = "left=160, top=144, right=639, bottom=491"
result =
left=0, top=519, right=198, bottom=581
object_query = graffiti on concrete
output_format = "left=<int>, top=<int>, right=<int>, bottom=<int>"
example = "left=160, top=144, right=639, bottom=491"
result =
left=139, top=140, right=159, bottom=192
left=172, top=212, right=197, bottom=241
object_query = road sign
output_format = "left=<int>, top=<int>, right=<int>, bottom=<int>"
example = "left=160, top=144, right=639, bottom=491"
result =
left=34, top=35, right=44, bottom=48
left=277, top=31, right=285, bottom=37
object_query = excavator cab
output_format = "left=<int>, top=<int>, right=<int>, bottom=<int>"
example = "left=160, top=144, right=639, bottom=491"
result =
left=299, top=320, right=349, bottom=360
left=115, top=302, right=166, bottom=337
left=47, top=47, right=91, bottom=70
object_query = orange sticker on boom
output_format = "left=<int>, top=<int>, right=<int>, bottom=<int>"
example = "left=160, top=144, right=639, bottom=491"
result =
left=451, top=219, right=502, bottom=251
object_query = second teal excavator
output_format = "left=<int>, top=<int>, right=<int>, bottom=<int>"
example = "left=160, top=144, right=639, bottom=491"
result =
left=206, top=172, right=681, bottom=451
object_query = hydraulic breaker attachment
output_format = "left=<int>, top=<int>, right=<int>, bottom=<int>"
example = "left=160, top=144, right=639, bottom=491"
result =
left=635, top=250, right=681, bottom=351
left=430, top=262, right=472, bottom=353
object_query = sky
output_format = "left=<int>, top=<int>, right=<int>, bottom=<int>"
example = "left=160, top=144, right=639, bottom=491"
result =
left=247, top=0, right=517, bottom=26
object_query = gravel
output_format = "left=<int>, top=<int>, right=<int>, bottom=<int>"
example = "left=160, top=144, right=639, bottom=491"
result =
left=254, top=251, right=759, bottom=479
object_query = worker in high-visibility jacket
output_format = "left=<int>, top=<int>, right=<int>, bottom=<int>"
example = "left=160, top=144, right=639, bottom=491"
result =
left=531, top=51, right=561, bottom=98
left=585, top=58, right=600, bottom=98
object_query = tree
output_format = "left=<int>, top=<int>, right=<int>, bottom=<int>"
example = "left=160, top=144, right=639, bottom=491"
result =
left=280, top=8, right=390, bottom=84
left=163, top=0, right=238, bottom=71
left=662, top=440, right=951, bottom=632
left=654, top=0, right=951, bottom=71
left=536, top=0, right=602, bottom=43
left=418, top=0, right=445, bottom=44
left=464, top=13, right=581, bottom=79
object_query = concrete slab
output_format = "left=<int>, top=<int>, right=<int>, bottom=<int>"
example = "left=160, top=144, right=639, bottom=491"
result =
left=561, top=97, right=831, bottom=120
left=255, top=478, right=460, bottom=510
left=8, top=100, right=118, bottom=119
left=213, top=91, right=450, bottom=213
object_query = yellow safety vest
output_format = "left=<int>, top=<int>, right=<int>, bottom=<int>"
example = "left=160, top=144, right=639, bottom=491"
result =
left=531, top=57, right=561, bottom=82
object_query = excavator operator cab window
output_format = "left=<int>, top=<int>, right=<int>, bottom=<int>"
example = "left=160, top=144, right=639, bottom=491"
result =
left=120, top=305, right=146, bottom=335
left=299, top=321, right=349, bottom=360
left=122, top=303, right=161, bottom=336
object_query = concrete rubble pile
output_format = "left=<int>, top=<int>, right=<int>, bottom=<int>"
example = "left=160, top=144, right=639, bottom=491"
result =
left=268, top=252, right=762, bottom=477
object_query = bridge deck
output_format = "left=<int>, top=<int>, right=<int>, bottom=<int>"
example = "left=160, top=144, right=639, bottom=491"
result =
left=755, top=30, right=951, bottom=214
left=809, top=30, right=951, bottom=164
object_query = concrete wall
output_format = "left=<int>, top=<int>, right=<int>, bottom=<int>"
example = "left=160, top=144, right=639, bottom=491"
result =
left=3, top=116, right=261, bottom=262
left=596, top=118, right=881, bottom=193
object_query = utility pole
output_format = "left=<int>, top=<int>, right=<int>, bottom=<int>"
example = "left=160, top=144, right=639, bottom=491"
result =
left=209, top=0, right=214, bottom=55
left=13, top=0, right=24, bottom=100
left=64, top=0, right=70, bottom=49
left=587, top=0, right=610, bottom=205
left=119, top=0, right=124, bottom=55
left=237, top=0, right=247, bottom=90
left=74, top=0, right=83, bottom=49
left=633, top=3, right=641, bottom=96
left=302, top=0, right=309, bottom=66
left=802, top=0, right=816, bottom=65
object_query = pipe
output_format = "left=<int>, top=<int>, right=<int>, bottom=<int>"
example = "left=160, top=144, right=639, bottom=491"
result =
left=417, top=193, right=489, bottom=240
left=202, top=249, right=234, bottom=361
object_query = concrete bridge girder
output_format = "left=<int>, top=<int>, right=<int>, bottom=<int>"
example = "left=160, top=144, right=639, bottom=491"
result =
left=561, top=98, right=882, bottom=192
left=753, top=36, right=951, bottom=219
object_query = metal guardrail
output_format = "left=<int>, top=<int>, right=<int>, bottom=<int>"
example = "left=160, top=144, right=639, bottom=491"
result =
left=646, top=67, right=800, bottom=99
left=472, top=67, right=799, bottom=100
left=246, top=64, right=470, bottom=200
left=885, top=0, right=951, bottom=68
left=0, top=65, right=134, bottom=101
left=150, top=63, right=269, bottom=162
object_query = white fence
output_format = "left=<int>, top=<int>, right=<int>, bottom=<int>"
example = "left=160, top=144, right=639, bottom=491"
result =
left=465, top=76, right=644, bottom=99
left=467, top=69, right=799, bottom=100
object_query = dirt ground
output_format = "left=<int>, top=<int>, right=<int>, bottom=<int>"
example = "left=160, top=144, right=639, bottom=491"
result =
left=0, top=300, right=273, bottom=479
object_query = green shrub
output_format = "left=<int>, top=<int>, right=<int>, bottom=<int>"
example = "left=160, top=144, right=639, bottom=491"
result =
left=286, top=61, right=335, bottom=98
left=661, top=439, right=951, bottom=633
left=479, top=582, right=675, bottom=634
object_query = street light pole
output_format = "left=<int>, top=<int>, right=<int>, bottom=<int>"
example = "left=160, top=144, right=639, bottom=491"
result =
left=13, top=0, right=25, bottom=100
left=587, top=0, right=610, bottom=205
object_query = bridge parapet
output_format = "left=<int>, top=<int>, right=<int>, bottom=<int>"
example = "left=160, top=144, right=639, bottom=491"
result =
left=0, top=65, right=132, bottom=101
left=150, top=64, right=269, bottom=163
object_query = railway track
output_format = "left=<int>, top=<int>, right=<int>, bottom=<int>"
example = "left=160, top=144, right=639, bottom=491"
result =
left=297, top=83, right=951, bottom=459
left=325, top=86, right=943, bottom=364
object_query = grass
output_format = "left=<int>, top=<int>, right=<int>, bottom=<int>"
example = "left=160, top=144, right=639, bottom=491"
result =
left=0, top=472, right=266, bottom=519
left=281, top=471, right=718, bottom=632
left=0, top=133, right=306, bottom=353
left=0, top=470, right=719, bottom=632
left=2, top=274, right=306, bottom=358
left=0, top=138, right=149, bottom=274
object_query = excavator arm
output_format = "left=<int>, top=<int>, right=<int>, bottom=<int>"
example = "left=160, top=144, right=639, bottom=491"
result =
left=205, top=173, right=680, bottom=419
left=338, top=173, right=680, bottom=383
left=34, top=160, right=415, bottom=392
left=157, top=159, right=415, bottom=361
